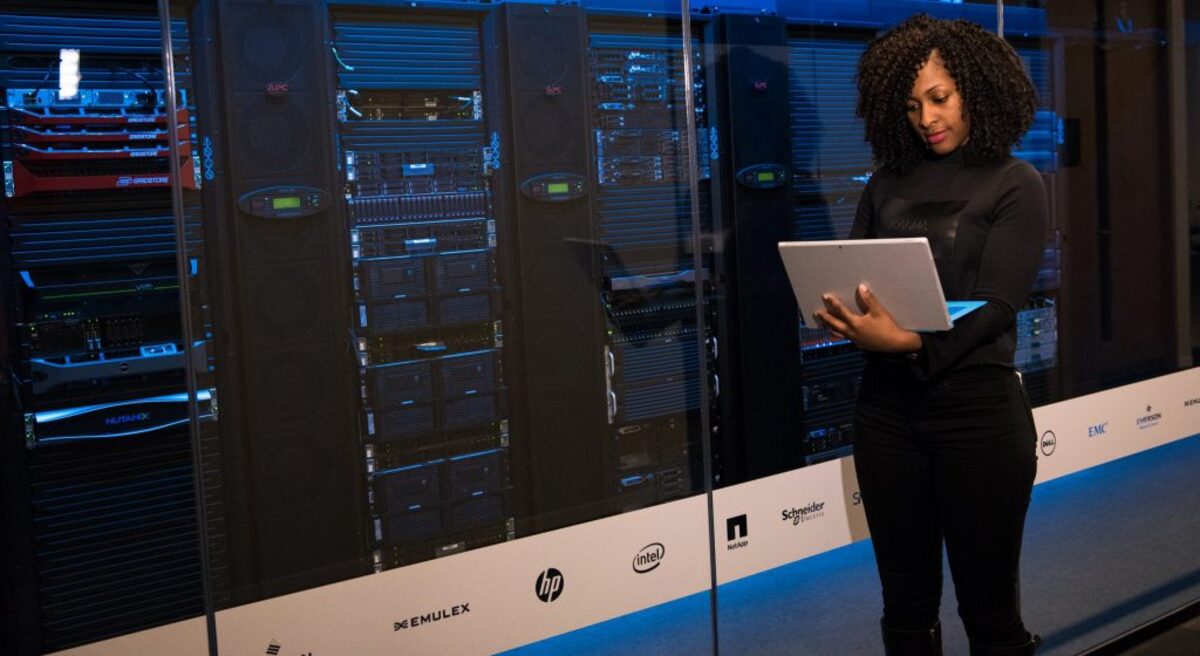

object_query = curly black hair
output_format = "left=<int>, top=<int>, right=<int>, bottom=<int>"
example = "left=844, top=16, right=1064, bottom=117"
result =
left=856, top=14, right=1038, bottom=173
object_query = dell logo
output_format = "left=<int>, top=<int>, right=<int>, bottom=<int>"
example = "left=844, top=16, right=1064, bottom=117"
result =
left=633, top=543, right=665, bottom=574
left=535, top=568, right=564, bottom=603
left=1040, top=430, right=1056, bottom=456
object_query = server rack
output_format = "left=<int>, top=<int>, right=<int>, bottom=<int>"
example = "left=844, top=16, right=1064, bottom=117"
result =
left=0, top=6, right=208, bottom=653
left=331, top=7, right=514, bottom=569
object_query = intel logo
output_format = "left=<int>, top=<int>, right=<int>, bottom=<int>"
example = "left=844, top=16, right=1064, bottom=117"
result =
left=632, top=543, right=665, bottom=574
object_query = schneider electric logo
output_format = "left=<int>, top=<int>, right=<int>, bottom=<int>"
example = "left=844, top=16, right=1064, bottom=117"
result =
left=535, top=568, right=564, bottom=603
left=1040, top=430, right=1056, bottom=456
left=393, top=603, right=470, bottom=630
left=1136, top=405, right=1162, bottom=430
left=632, top=543, right=665, bottom=573
left=726, top=514, right=748, bottom=550
left=781, top=501, right=826, bottom=526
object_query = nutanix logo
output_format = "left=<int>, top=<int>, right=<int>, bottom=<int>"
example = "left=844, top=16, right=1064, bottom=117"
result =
left=726, top=514, right=748, bottom=550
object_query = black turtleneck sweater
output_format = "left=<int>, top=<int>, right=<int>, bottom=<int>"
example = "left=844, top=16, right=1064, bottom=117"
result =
left=849, top=149, right=1049, bottom=380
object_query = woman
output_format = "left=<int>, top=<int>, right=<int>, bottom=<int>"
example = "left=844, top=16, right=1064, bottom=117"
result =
left=813, top=14, right=1047, bottom=656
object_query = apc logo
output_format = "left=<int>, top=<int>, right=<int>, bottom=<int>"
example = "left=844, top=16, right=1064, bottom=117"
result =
left=1040, top=430, right=1057, bottom=456
left=1088, top=422, right=1108, bottom=437
left=535, top=568, right=564, bottom=603
left=633, top=543, right=665, bottom=573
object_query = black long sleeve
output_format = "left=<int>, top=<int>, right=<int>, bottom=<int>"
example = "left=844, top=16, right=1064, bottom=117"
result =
left=851, top=149, right=1049, bottom=379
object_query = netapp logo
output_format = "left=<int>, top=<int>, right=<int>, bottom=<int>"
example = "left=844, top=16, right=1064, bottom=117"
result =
left=393, top=603, right=470, bottom=630
left=1040, top=431, right=1057, bottom=456
left=1088, top=422, right=1108, bottom=437
left=1136, top=405, right=1162, bottom=430
left=535, top=568, right=564, bottom=603
left=781, top=501, right=827, bottom=525
left=632, top=543, right=665, bottom=574
left=105, top=412, right=149, bottom=426
left=1184, top=397, right=1200, bottom=408
left=726, top=514, right=748, bottom=550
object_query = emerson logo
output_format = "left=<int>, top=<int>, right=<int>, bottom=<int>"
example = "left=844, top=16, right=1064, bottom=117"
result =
left=535, top=568, right=564, bottom=603
left=1136, top=405, right=1162, bottom=430
left=632, top=543, right=665, bottom=574
left=1040, top=430, right=1056, bottom=456
left=393, top=603, right=470, bottom=630
left=781, top=501, right=826, bottom=526
left=726, top=514, right=748, bottom=550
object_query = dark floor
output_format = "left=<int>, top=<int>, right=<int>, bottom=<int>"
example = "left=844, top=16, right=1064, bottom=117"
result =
left=1112, top=614, right=1200, bottom=656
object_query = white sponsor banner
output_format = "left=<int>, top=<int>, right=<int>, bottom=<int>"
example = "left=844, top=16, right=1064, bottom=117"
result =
left=711, top=456, right=867, bottom=585
left=1032, top=366, right=1200, bottom=484
left=210, top=493, right=711, bottom=655
left=706, top=366, right=1200, bottom=585
left=48, top=616, right=208, bottom=656
left=51, top=367, right=1198, bottom=655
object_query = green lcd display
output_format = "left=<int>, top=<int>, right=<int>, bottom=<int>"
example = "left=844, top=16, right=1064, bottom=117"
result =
left=546, top=182, right=570, bottom=194
left=756, top=171, right=776, bottom=182
left=272, top=196, right=301, bottom=210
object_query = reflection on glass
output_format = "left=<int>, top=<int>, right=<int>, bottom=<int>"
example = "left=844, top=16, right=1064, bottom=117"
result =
left=0, top=7, right=205, bottom=654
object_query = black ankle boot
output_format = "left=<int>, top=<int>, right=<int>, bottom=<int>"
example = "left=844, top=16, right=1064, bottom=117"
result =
left=968, top=632, right=1042, bottom=656
left=881, top=618, right=943, bottom=656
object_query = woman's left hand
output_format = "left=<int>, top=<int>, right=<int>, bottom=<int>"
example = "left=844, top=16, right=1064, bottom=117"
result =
left=813, top=284, right=923, bottom=354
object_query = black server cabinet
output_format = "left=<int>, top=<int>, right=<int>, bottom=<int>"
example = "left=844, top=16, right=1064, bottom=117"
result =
left=707, top=14, right=805, bottom=481
left=484, top=3, right=611, bottom=531
left=191, top=0, right=370, bottom=601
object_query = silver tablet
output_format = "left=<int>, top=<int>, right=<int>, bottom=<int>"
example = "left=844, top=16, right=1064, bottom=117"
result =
left=778, top=237, right=982, bottom=332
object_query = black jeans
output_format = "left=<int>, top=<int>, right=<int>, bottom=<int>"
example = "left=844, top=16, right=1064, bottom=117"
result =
left=853, top=361, right=1038, bottom=646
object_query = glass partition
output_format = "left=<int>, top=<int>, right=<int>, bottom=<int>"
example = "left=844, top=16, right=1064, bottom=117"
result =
left=2, top=0, right=1196, bottom=654
left=694, top=1, right=1199, bottom=655
left=0, top=4, right=208, bottom=654
left=164, top=0, right=717, bottom=653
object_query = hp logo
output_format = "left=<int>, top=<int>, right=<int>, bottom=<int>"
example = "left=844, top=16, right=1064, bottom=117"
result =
left=535, top=568, right=564, bottom=603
